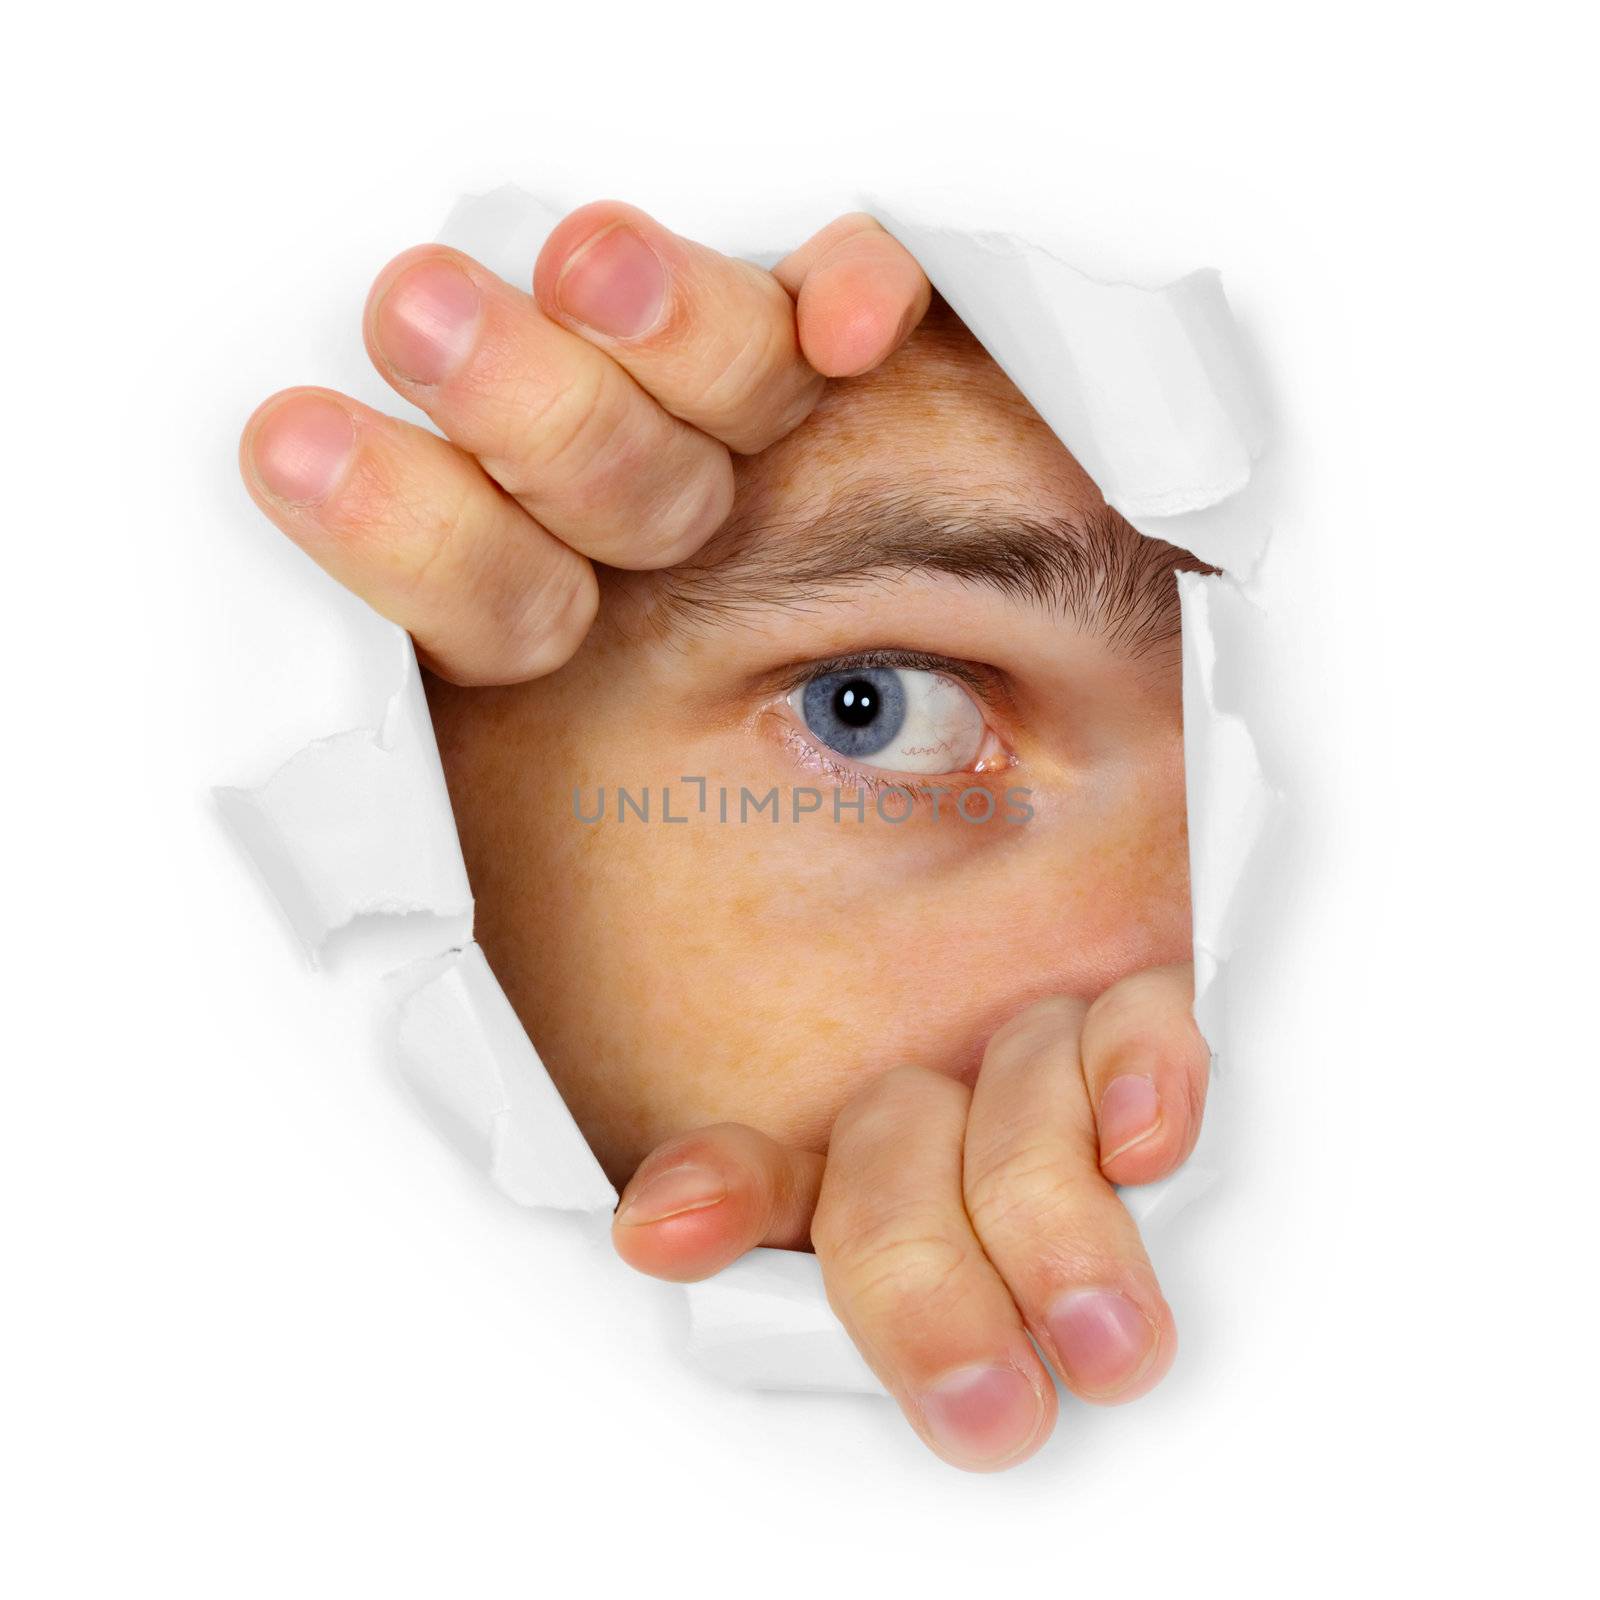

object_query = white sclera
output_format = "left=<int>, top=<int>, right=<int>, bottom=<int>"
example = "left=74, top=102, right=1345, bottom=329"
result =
left=790, top=668, right=987, bottom=775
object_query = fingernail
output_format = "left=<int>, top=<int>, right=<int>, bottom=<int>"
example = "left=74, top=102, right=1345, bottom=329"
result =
left=1047, top=1290, right=1157, bottom=1397
left=251, top=395, right=356, bottom=505
left=1099, top=1073, right=1162, bottom=1164
left=556, top=224, right=667, bottom=339
left=372, top=257, right=482, bottom=384
left=919, top=1364, right=1044, bottom=1468
left=614, top=1164, right=726, bottom=1227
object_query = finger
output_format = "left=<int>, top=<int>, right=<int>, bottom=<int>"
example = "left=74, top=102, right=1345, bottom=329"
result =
left=771, top=213, right=934, bottom=378
left=611, top=1124, right=822, bottom=1284
left=239, top=387, right=596, bottom=686
left=811, top=1067, right=1055, bottom=1473
left=1080, top=963, right=1211, bottom=1186
left=532, top=201, right=826, bottom=454
left=364, top=245, right=734, bottom=569
left=964, top=998, right=1177, bottom=1405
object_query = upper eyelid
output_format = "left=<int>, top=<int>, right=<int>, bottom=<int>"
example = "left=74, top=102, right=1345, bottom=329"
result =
left=765, top=648, right=1002, bottom=705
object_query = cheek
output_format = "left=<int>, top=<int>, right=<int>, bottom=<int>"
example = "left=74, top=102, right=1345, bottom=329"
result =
left=502, top=762, right=1190, bottom=1176
left=430, top=664, right=1190, bottom=1183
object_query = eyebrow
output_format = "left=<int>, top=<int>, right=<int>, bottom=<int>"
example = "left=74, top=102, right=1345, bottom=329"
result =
left=647, top=486, right=1215, bottom=658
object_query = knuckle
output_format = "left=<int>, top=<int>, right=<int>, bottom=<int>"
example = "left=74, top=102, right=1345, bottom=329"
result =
left=480, top=358, right=615, bottom=498
left=819, top=1214, right=971, bottom=1316
left=983, top=996, right=1085, bottom=1073
left=1094, top=1021, right=1169, bottom=1081
left=753, top=370, right=827, bottom=450
left=1082, top=975, right=1150, bottom=1038
left=964, top=1137, right=1083, bottom=1241
left=698, top=316, right=787, bottom=419
left=580, top=439, right=728, bottom=568
left=1085, top=978, right=1208, bottom=1091
left=629, top=458, right=734, bottom=568
left=875, top=1061, right=948, bottom=1102
left=668, top=449, right=737, bottom=538
left=484, top=368, right=730, bottom=568
left=323, top=449, right=468, bottom=597
left=496, top=557, right=597, bottom=680
left=689, top=280, right=811, bottom=441
left=1085, top=966, right=1190, bottom=1036
left=831, top=1064, right=959, bottom=1146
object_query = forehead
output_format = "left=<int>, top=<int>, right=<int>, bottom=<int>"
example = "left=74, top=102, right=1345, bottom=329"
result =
left=601, top=300, right=1181, bottom=648
left=733, top=298, right=1104, bottom=521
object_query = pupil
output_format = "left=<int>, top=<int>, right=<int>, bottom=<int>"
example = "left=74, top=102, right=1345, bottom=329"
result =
left=833, top=679, right=879, bottom=727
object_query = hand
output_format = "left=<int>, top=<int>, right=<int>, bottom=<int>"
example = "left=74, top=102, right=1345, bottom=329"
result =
left=239, top=201, right=932, bottom=682
left=612, top=964, right=1210, bottom=1472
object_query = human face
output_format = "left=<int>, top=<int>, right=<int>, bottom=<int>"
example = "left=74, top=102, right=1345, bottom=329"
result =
left=426, top=301, right=1198, bottom=1184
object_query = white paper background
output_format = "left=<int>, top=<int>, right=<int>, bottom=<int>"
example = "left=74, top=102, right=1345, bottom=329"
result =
left=6, top=3, right=1594, bottom=1595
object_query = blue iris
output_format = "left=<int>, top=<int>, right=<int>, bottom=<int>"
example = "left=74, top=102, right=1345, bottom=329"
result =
left=801, top=668, right=906, bottom=758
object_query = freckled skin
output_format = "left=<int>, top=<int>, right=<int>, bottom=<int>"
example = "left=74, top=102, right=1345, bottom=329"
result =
left=428, top=306, right=1191, bottom=1185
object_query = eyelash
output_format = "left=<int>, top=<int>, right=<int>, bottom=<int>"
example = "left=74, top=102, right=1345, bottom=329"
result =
left=765, top=648, right=1015, bottom=801
left=768, top=647, right=998, bottom=707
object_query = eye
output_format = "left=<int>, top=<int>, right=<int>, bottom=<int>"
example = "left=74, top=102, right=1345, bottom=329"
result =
left=787, top=666, right=990, bottom=775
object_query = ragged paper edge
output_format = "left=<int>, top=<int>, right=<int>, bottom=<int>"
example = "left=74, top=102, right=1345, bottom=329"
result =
left=216, top=184, right=1278, bottom=1398
left=386, top=942, right=617, bottom=1213
left=214, top=630, right=473, bottom=964
left=867, top=203, right=1271, bottom=575
left=213, top=625, right=616, bottom=1211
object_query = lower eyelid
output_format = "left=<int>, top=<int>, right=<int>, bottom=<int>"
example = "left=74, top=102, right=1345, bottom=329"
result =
left=764, top=705, right=1013, bottom=789
left=768, top=713, right=882, bottom=786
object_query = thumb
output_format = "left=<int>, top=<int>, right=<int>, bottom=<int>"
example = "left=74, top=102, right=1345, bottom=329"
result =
left=611, top=1123, right=824, bottom=1283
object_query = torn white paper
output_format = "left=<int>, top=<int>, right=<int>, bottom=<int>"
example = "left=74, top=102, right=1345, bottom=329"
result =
left=388, top=943, right=616, bottom=1214
left=684, top=1249, right=880, bottom=1394
left=435, top=187, right=566, bottom=286
left=1179, top=572, right=1280, bottom=1055
left=870, top=204, right=1269, bottom=575
left=219, top=184, right=1277, bottom=1400
left=214, top=631, right=471, bottom=960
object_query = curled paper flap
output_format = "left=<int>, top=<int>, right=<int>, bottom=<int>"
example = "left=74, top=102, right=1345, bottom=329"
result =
left=1179, top=573, right=1280, bottom=1052
left=435, top=187, right=565, bottom=284
left=683, top=1249, right=880, bottom=1394
left=388, top=943, right=617, bottom=1214
left=219, top=185, right=1277, bottom=1399
left=214, top=633, right=471, bottom=959
left=869, top=204, right=1268, bottom=574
